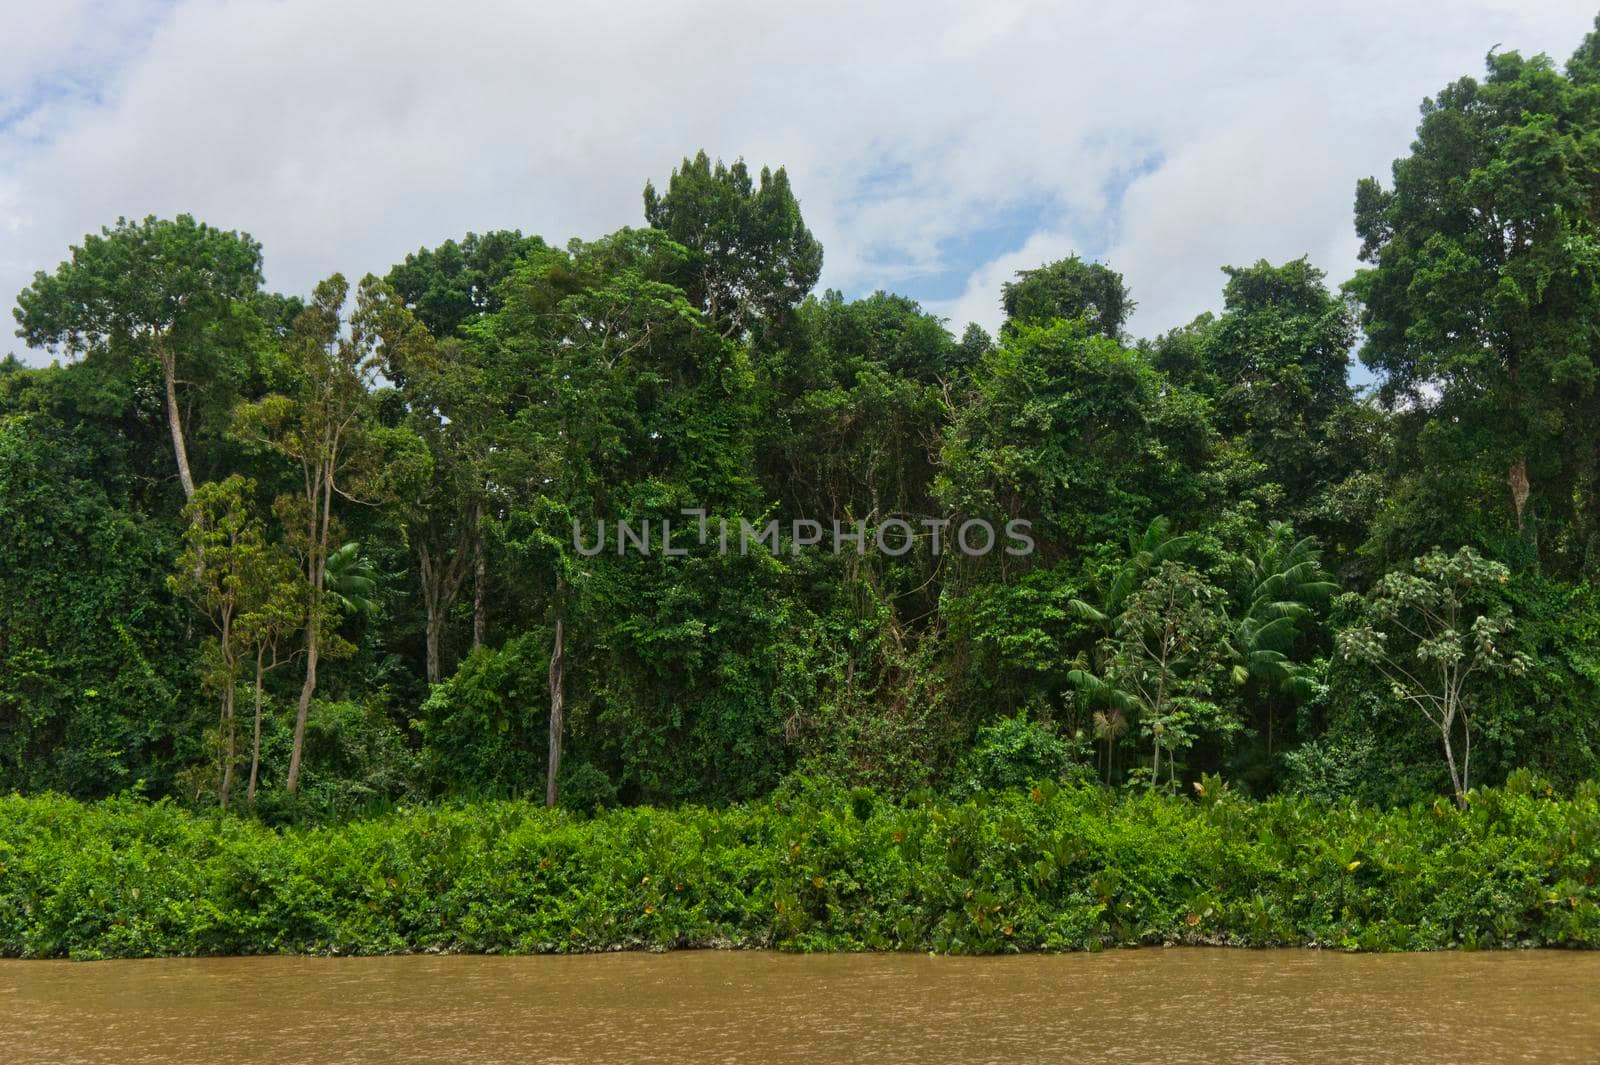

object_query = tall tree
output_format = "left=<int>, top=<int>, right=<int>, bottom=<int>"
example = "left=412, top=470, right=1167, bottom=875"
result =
left=1350, top=41, right=1600, bottom=571
left=644, top=151, right=822, bottom=340
left=14, top=215, right=264, bottom=501
left=368, top=278, right=500, bottom=682
left=234, top=275, right=421, bottom=793
left=485, top=228, right=770, bottom=805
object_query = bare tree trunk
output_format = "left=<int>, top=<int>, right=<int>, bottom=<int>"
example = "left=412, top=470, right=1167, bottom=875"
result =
left=418, top=528, right=474, bottom=684
left=160, top=350, right=197, bottom=500
left=1440, top=714, right=1466, bottom=811
left=248, top=646, right=266, bottom=803
left=546, top=617, right=565, bottom=809
left=286, top=621, right=318, bottom=795
left=287, top=454, right=338, bottom=795
left=220, top=680, right=236, bottom=809
left=425, top=610, right=444, bottom=685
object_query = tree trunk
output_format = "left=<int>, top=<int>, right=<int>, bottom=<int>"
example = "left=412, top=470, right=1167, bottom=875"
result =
left=286, top=621, right=319, bottom=795
left=160, top=350, right=197, bottom=500
left=1440, top=716, right=1466, bottom=811
left=1509, top=456, right=1530, bottom=532
left=546, top=617, right=565, bottom=808
left=220, top=679, right=236, bottom=809
left=248, top=647, right=266, bottom=803
left=425, top=609, right=445, bottom=685
left=473, top=526, right=487, bottom=650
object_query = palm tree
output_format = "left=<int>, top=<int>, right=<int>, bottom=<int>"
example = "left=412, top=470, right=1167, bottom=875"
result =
left=1223, top=523, right=1337, bottom=753
left=1066, top=516, right=1192, bottom=635
left=1066, top=517, right=1191, bottom=786
left=1091, top=707, right=1129, bottom=784
left=323, top=541, right=382, bottom=618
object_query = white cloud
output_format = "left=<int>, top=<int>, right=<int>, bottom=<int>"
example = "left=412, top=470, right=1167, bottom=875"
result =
left=2, top=0, right=1596, bottom=360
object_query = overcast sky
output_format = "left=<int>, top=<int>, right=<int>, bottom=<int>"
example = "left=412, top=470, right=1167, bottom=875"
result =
left=3, top=1, right=1597, bottom=365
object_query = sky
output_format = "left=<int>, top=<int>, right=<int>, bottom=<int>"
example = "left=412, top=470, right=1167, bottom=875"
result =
left=2, top=1, right=1597, bottom=366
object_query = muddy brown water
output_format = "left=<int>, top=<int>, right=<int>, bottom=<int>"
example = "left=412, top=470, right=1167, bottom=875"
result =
left=1, top=949, right=1597, bottom=1064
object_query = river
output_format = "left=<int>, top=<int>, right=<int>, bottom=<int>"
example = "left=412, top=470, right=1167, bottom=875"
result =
left=2, top=949, right=1596, bottom=1063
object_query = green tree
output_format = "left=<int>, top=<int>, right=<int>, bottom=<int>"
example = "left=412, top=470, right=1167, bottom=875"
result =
left=1350, top=40, right=1600, bottom=571
left=1224, top=522, right=1337, bottom=756
left=322, top=541, right=382, bottom=617
left=483, top=228, right=780, bottom=805
left=1001, top=255, right=1132, bottom=339
left=1151, top=259, right=1369, bottom=549
left=937, top=321, right=1214, bottom=564
left=1336, top=547, right=1530, bottom=809
left=1069, top=561, right=1233, bottom=790
left=14, top=215, right=264, bottom=501
left=169, top=476, right=300, bottom=807
left=385, top=230, right=544, bottom=340
left=234, top=543, right=301, bottom=804
left=369, top=277, right=499, bottom=681
left=234, top=275, right=422, bottom=793
left=644, top=151, right=822, bottom=340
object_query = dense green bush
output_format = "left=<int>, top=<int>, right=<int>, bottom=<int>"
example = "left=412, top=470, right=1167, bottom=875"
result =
left=948, top=711, right=1089, bottom=798
left=1, top=781, right=1595, bottom=959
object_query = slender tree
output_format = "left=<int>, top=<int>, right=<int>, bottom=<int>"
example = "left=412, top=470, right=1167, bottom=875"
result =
left=1336, top=547, right=1530, bottom=809
left=169, top=476, right=295, bottom=807
left=234, top=275, right=418, bottom=793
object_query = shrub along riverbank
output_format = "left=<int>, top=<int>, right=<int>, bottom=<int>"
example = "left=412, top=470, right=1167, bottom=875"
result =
left=1, top=778, right=1597, bottom=959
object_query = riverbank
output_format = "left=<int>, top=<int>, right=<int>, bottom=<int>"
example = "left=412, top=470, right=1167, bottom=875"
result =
left=1, top=780, right=1596, bottom=959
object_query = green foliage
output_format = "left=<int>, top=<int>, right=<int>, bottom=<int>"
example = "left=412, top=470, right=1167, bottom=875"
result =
left=384, top=230, right=545, bottom=339
left=416, top=632, right=552, bottom=795
left=1337, top=547, right=1531, bottom=808
left=14, top=214, right=267, bottom=499
left=937, top=322, right=1214, bottom=562
left=644, top=151, right=822, bottom=340
left=1351, top=42, right=1600, bottom=573
left=322, top=542, right=382, bottom=618
left=1070, top=561, right=1235, bottom=790
left=6, top=64, right=1600, bottom=825
left=1001, top=255, right=1132, bottom=339
left=1283, top=734, right=1384, bottom=805
left=2, top=784, right=1596, bottom=959
left=0, top=412, right=193, bottom=796
left=949, top=713, right=1088, bottom=798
